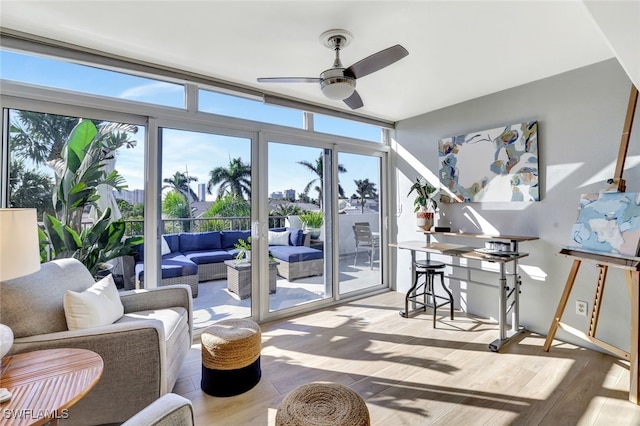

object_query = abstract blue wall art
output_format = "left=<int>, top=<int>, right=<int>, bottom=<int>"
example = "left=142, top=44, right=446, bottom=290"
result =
left=570, top=192, right=640, bottom=256
left=438, top=121, right=539, bottom=202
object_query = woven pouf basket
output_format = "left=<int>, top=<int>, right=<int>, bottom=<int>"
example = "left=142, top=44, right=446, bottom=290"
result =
left=201, top=318, right=262, bottom=397
left=275, top=382, right=370, bottom=426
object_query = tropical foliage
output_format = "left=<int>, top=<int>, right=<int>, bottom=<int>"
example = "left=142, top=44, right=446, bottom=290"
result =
left=270, top=203, right=303, bottom=217
left=354, top=178, right=378, bottom=213
left=297, top=153, right=347, bottom=206
left=9, top=112, right=92, bottom=165
left=41, top=120, right=142, bottom=275
left=203, top=194, right=251, bottom=230
left=163, top=171, right=199, bottom=203
left=9, top=159, right=55, bottom=218
left=162, top=191, right=192, bottom=232
left=207, top=157, right=251, bottom=200
left=299, top=210, right=324, bottom=229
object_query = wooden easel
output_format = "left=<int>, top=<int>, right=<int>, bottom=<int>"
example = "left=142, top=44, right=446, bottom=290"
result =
left=543, top=85, right=640, bottom=403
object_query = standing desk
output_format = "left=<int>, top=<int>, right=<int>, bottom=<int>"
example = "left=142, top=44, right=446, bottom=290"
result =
left=391, top=231, right=538, bottom=352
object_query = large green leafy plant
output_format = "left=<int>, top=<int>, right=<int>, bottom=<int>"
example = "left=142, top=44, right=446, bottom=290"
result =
left=41, top=120, right=142, bottom=276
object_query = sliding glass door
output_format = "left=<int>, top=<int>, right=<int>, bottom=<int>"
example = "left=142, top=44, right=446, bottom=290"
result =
left=160, top=127, right=253, bottom=328
left=337, top=152, right=384, bottom=295
left=266, top=140, right=333, bottom=313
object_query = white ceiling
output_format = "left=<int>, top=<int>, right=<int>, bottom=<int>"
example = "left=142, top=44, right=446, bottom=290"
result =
left=0, top=1, right=627, bottom=122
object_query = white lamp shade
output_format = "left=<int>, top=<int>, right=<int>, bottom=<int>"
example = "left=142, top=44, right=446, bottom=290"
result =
left=0, top=208, right=41, bottom=281
left=0, top=324, right=13, bottom=358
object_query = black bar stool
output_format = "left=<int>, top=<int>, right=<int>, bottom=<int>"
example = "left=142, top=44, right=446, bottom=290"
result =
left=400, top=260, right=454, bottom=327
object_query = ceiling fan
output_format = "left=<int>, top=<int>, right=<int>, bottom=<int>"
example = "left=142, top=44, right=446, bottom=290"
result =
left=257, top=29, right=409, bottom=110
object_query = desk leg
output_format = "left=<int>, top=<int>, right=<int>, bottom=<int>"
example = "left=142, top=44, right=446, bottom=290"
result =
left=626, top=270, right=636, bottom=404
left=489, top=261, right=525, bottom=352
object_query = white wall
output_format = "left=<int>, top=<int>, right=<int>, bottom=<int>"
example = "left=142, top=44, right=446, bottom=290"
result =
left=393, top=59, right=640, bottom=352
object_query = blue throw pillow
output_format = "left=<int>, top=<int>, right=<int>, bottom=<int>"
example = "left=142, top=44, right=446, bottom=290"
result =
left=287, top=228, right=305, bottom=246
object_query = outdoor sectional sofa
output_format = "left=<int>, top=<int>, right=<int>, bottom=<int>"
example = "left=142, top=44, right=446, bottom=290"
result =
left=133, top=227, right=324, bottom=296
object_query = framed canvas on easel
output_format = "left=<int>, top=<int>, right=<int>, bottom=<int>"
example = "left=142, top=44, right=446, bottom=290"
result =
left=544, top=85, right=640, bottom=404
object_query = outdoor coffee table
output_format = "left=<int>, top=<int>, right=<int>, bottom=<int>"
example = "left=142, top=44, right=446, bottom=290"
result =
left=224, top=259, right=278, bottom=299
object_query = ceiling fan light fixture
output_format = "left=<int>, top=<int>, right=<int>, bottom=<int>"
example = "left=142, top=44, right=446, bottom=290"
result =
left=320, top=76, right=356, bottom=100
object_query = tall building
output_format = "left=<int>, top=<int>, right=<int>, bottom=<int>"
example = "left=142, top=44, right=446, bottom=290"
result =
left=198, top=183, right=206, bottom=201
left=270, top=191, right=284, bottom=200
left=284, top=189, right=296, bottom=201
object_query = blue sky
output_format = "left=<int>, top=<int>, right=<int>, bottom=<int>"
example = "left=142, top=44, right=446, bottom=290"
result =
left=2, top=50, right=381, bottom=200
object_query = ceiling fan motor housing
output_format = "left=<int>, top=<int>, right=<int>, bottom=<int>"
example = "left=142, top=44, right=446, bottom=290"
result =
left=320, top=68, right=356, bottom=100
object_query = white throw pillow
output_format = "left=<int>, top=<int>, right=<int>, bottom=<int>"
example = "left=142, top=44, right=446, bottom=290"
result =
left=63, top=274, right=124, bottom=331
left=268, top=230, right=290, bottom=246
left=161, top=236, right=171, bottom=256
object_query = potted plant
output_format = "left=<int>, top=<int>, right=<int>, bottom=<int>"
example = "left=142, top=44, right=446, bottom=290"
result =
left=234, top=237, right=252, bottom=263
left=299, top=210, right=323, bottom=239
left=408, top=176, right=438, bottom=231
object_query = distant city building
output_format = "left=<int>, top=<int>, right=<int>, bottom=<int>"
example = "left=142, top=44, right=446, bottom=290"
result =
left=198, top=183, right=206, bottom=201
left=114, top=189, right=145, bottom=204
left=284, top=189, right=296, bottom=200
left=270, top=191, right=284, bottom=200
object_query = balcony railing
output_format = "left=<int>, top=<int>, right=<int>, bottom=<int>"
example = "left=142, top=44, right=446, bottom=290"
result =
left=122, top=216, right=288, bottom=236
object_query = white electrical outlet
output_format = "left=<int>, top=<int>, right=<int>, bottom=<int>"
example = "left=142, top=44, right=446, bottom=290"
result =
left=576, top=300, right=588, bottom=316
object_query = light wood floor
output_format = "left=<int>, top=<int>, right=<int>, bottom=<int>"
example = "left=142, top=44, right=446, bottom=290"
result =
left=174, top=291, right=640, bottom=425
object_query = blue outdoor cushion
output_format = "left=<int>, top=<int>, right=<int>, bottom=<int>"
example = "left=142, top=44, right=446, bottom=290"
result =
left=131, top=235, right=181, bottom=262
left=179, top=231, right=221, bottom=252
left=183, top=250, right=233, bottom=265
left=135, top=253, right=198, bottom=281
left=221, top=230, right=251, bottom=249
left=269, top=246, right=323, bottom=263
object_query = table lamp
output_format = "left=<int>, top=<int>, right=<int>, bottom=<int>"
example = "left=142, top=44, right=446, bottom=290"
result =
left=0, top=208, right=41, bottom=403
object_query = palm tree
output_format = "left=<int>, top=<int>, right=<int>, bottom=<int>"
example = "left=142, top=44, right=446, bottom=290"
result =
left=163, top=171, right=199, bottom=203
left=354, top=179, right=378, bottom=213
left=10, top=112, right=83, bottom=165
left=9, top=159, right=55, bottom=218
left=297, top=153, right=347, bottom=207
left=207, top=157, right=251, bottom=199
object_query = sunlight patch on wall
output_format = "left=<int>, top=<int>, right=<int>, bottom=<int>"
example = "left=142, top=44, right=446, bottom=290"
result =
left=461, top=206, right=500, bottom=235
left=578, top=156, right=640, bottom=188
left=392, top=139, right=440, bottom=187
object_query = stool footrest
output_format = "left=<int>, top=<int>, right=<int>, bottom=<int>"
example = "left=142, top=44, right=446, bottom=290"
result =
left=201, top=356, right=262, bottom=397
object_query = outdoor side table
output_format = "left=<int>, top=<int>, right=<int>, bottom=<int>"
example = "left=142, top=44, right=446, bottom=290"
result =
left=224, top=260, right=278, bottom=299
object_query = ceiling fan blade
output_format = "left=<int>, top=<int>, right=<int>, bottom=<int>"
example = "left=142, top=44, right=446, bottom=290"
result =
left=343, top=90, right=363, bottom=110
left=345, top=44, right=409, bottom=79
left=257, top=77, right=321, bottom=83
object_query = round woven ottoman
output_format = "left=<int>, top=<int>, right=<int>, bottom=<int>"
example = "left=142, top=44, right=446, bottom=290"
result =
left=275, top=382, right=370, bottom=426
left=201, top=318, right=262, bottom=397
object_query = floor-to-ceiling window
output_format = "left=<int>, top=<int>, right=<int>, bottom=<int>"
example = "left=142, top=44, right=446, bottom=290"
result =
left=1, top=44, right=391, bottom=329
